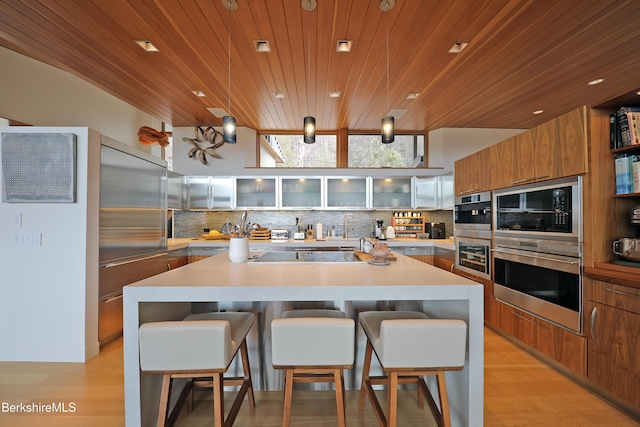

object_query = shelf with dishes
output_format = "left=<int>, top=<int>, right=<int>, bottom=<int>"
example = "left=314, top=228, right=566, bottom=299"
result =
left=391, top=216, right=425, bottom=237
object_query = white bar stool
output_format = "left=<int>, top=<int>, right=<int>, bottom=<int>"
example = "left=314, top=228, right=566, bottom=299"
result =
left=358, top=311, right=467, bottom=427
left=138, top=312, right=255, bottom=427
left=271, top=309, right=355, bottom=427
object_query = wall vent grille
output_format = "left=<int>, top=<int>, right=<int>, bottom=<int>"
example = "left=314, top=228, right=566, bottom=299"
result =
left=1, top=133, right=77, bottom=203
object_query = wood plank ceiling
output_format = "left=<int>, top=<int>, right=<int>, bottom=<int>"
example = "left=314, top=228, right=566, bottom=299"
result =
left=1, top=0, right=640, bottom=132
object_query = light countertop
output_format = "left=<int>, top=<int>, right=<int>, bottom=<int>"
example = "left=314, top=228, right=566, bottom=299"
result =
left=167, top=237, right=455, bottom=251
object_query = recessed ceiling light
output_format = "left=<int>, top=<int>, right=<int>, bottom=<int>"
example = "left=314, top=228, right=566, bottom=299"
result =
left=448, top=42, right=469, bottom=53
left=329, top=91, right=340, bottom=98
left=588, top=78, right=604, bottom=86
left=406, top=92, right=420, bottom=99
left=253, top=40, right=271, bottom=52
left=273, top=92, right=285, bottom=99
left=336, top=40, right=353, bottom=52
left=192, top=90, right=206, bottom=97
left=533, top=110, right=544, bottom=115
left=388, top=109, right=407, bottom=118
left=134, top=40, right=159, bottom=52
left=207, top=107, right=227, bottom=118
left=636, top=90, right=640, bottom=96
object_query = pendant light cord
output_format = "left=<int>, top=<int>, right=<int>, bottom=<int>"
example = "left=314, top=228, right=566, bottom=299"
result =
left=228, top=1, right=232, bottom=117
left=386, top=1, right=389, bottom=116
left=307, top=0, right=311, bottom=117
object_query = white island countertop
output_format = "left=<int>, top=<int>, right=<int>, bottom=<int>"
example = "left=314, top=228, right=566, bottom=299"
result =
left=167, top=236, right=456, bottom=251
left=123, top=251, right=482, bottom=427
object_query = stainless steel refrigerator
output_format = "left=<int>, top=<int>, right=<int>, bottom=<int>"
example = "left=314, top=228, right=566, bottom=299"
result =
left=98, top=136, right=168, bottom=346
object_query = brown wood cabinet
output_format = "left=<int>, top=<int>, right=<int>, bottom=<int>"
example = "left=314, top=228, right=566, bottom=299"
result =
left=457, top=106, right=588, bottom=195
left=407, top=254, right=434, bottom=265
left=434, top=256, right=455, bottom=273
left=584, top=278, right=640, bottom=408
left=553, top=106, right=589, bottom=178
left=498, top=107, right=588, bottom=188
left=498, top=131, right=536, bottom=188
left=492, top=298, right=586, bottom=376
left=454, top=146, right=496, bottom=196
left=166, top=248, right=189, bottom=270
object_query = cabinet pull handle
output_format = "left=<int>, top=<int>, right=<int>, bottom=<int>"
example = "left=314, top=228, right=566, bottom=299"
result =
left=461, top=188, right=481, bottom=195
left=605, top=287, right=640, bottom=299
left=101, top=293, right=123, bottom=304
left=102, top=252, right=168, bottom=268
left=167, top=263, right=171, bottom=270
left=590, top=306, right=597, bottom=343
left=450, top=264, right=455, bottom=273
left=512, top=311, right=536, bottom=324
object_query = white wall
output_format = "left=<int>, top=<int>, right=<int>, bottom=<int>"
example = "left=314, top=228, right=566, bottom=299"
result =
left=0, top=47, right=162, bottom=153
left=428, top=128, right=525, bottom=173
left=0, top=127, right=100, bottom=362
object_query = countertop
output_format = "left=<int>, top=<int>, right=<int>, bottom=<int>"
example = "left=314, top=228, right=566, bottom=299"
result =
left=167, top=237, right=456, bottom=251
left=584, top=262, right=640, bottom=290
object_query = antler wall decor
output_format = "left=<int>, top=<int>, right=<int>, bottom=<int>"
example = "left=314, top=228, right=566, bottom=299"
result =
left=182, top=126, right=225, bottom=165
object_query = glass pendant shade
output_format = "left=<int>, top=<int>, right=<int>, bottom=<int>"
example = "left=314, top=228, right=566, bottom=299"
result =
left=304, top=116, right=316, bottom=144
left=222, top=115, right=237, bottom=144
left=381, top=115, right=394, bottom=144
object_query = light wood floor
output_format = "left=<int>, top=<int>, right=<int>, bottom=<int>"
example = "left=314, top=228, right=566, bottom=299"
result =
left=0, top=327, right=638, bottom=426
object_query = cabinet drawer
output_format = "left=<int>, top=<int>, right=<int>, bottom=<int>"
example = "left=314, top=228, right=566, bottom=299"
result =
left=387, top=246, right=405, bottom=255
left=585, top=279, right=640, bottom=315
left=404, top=246, right=432, bottom=256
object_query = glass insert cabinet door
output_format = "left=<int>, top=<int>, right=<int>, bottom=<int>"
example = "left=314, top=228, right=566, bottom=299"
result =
left=371, top=177, right=412, bottom=209
left=413, top=177, right=438, bottom=210
left=280, top=177, right=323, bottom=209
left=186, top=176, right=233, bottom=209
left=236, top=177, right=277, bottom=209
left=324, top=177, right=369, bottom=209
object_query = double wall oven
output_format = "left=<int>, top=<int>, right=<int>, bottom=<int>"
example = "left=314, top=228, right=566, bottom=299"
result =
left=454, top=191, right=491, bottom=280
left=492, top=177, right=582, bottom=333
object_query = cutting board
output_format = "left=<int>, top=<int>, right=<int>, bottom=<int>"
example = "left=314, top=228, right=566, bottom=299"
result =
left=201, top=233, right=230, bottom=240
left=354, top=250, right=397, bottom=261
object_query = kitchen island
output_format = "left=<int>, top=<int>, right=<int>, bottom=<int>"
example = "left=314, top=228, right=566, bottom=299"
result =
left=123, top=251, right=483, bottom=427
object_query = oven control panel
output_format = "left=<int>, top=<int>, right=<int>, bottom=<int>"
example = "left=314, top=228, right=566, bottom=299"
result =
left=494, top=236, right=581, bottom=257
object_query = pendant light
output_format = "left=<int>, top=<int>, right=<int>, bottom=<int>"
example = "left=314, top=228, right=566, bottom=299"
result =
left=303, top=0, right=317, bottom=144
left=381, top=0, right=395, bottom=144
left=222, top=0, right=238, bottom=144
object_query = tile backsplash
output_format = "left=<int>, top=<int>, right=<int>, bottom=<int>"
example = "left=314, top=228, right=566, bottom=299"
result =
left=173, top=209, right=453, bottom=240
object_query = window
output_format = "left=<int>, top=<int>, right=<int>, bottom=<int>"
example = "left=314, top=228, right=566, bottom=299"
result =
left=264, top=134, right=337, bottom=168
left=348, top=134, right=424, bottom=168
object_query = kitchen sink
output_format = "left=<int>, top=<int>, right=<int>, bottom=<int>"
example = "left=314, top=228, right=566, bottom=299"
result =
left=250, top=250, right=364, bottom=263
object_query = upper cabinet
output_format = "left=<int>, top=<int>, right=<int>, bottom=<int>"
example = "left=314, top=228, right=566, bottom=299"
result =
left=456, top=106, right=588, bottom=195
left=236, top=177, right=277, bottom=209
left=280, top=177, right=323, bottom=209
left=167, top=171, right=185, bottom=209
left=371, top=178, right=413, bottom=209
left=186, top=176, right=234, bottom=209
left=498, top=131, right=536, bottom=187
left=414, top=175, right=454, bottom=210
left=555, top=106, right=588, bottom=178
left=455, top=145, right=497, bottom=195
left=325, top=177, right=369, bottom=209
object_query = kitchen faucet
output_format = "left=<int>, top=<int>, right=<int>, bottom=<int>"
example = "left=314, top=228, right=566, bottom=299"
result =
left=344, top=213, right=354, bottom=239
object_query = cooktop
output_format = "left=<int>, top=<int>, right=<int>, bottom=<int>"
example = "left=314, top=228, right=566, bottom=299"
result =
left=251, top=251, right=363, bottom=263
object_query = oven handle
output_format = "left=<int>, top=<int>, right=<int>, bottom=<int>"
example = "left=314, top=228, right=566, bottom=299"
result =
left=491, top=248, right=579, bottom=265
